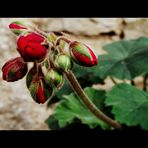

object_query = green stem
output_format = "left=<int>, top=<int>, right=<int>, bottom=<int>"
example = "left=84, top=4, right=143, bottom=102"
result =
left=29, top=25, right=48, bottom=37
left=55, top=36, right=71, bottom=46
left=34, top=61, right=39, bottom=74
left=65, top=71, right=122, bottom=129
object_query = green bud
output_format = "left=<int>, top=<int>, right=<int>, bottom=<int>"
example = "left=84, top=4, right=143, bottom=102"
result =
left=55, top=54, right=73, bottom=72
left=44, top=69, right=64, bottom=89
left=47, top=32, right=57, bottom=44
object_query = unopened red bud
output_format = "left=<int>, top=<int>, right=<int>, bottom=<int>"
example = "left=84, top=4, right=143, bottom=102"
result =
left=2, top=57, right=28, bottom=82
left=26, top=66, right=53, bottom=104
left=17, top=32, right=48, bottom=62
left=69, top=41, right=98, bottom=67
left=9, top=21, right=28, bottom=35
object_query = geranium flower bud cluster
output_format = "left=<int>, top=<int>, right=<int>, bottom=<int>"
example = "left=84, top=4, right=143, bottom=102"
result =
left=2, top=21, right=98, bottom=104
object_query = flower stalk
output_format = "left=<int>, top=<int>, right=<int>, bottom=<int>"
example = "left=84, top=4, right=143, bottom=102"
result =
left=65, top=71, right=122, bottom=129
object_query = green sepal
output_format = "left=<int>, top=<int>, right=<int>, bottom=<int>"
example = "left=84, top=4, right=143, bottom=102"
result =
left=11, top=29, right=24, bottom=35
left=29, top=81, right=39, bottom=101
left=26, top=66, right=37, bottom=88
left=42, top=79, right=54, bottom=100
left=70, top=42, right=91, bottom=59
left=12, top=21, right=27, bottom=26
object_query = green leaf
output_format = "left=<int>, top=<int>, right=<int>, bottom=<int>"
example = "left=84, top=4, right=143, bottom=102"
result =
left=105, top=83, right=148, bottom=130
left=47, top=87, right=110, bottom=129
left=73, top=64, right=104, bottom=85
left=45, top=115, right=61, bottom=130
left=95, top=37, right=148, bottom=80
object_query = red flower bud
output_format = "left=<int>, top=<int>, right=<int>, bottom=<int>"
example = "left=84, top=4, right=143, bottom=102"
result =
left=69, top=41, right=98, bottom=67
left=2, top=57, right=28, bottom=82
left=9, top=21, right=27, bottom=35
left=17, top=32, right=48, bottom=62
left=26, top=66, right=53, bottom=104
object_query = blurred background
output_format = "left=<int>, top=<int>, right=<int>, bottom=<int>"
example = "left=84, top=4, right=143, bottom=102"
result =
left=0, top=18, right=148, bottom=130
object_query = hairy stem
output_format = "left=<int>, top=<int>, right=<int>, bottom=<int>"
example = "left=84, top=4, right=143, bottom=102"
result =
left=34, top=62, right=39, bottom=74
left=29, top=25, right=48, bottom=37
left=65, top=71, right=122, bottom=129
left=55, top=36, right=71, bottom=46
